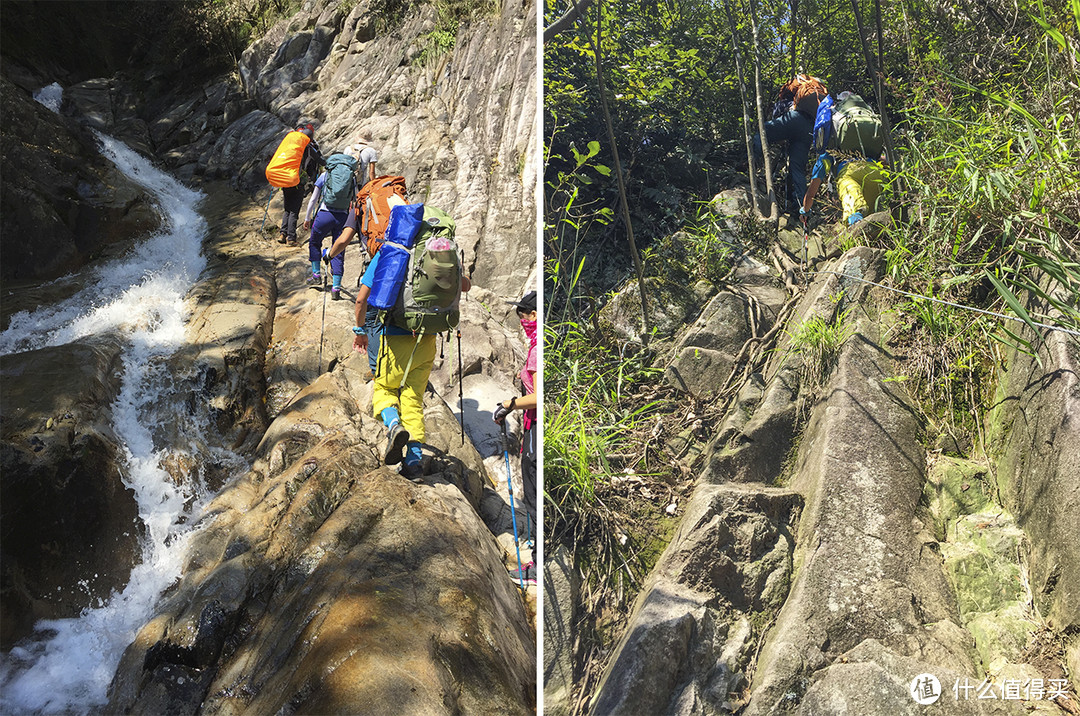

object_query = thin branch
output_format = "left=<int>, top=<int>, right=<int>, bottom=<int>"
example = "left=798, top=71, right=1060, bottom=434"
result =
left=590, top=0, right=652, bottom=340
left=544, top=0, right=596, bottom=43
left=721, top=0, right=763, bottom=218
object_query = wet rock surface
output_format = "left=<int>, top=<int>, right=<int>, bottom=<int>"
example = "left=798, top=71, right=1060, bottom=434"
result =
left=1, top=0, right=537, bottom=708
left=0, top=77, right=161, bottom=284
left=0, top=334, right=143, bottom=648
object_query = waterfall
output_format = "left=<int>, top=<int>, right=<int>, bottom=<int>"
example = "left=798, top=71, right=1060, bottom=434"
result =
left=0, top=135, right=244, bottom=714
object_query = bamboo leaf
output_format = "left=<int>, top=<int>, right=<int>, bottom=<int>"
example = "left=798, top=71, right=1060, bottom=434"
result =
left=985, top=270, right=1040, bottom=332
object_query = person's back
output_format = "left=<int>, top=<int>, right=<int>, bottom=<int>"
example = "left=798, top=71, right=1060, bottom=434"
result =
left=351, top=204, right=470, bottom=478
left=754, top=74, right=829, bottom=216
left=275, top=122, right=319, bottom=246
left=350, top=131, right=379, bottom=186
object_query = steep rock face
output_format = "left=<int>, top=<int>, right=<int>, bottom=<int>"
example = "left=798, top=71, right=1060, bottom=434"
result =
left=0, top=77, right=161, bottom=283
left=186, top=0, right=539, bottom=300
left=106, top=356, right=534, bottom=714
left=0, top=335, right=142, bottom=647
left=990, top=328, right=1080, bottom=631
left=744, top=312, right=984, bottom=715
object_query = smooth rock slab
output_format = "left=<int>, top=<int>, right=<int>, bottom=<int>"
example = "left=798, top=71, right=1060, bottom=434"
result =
left=108, top=427, right=533, bottom=715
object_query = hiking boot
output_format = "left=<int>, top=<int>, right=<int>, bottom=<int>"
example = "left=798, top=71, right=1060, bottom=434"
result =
left=277, top=234, right=288, bottom=244
left=307, top=272, right=322, bottom=286
left=286, top=238, right=299, bottom=247
left=509, top=561, right=537, bottom=587
left=384, top=423, right=410, bottom=465
left=331, top=287, right=342, bottom=300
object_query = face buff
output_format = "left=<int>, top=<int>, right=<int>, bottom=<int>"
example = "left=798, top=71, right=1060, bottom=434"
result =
left=520, top=317, right=537, bottom=343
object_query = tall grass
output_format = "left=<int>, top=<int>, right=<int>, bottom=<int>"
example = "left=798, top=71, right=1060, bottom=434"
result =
left=878, top=10, right=1080, bottom=447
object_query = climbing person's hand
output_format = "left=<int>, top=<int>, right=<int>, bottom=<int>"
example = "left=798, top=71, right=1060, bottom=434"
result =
left=352, top=326, right=368, bottom=354
left=492, top=398, right=515, bottom=424
left=322, top=248, right=332, bottom=265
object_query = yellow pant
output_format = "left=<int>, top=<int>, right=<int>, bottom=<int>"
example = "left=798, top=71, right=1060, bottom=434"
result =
left=837, top=160, right=883, bottom=221
left=372, top=334, right=436, bottom=443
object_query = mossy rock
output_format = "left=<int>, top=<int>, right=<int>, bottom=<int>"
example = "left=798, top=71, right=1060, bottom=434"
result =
left=923, top=456, right=993, bottom=540
left=966, top=605, right=1037, bottom=667
left=600, top=277, right=699, bottom=343
left=943, top=511, right=1026, bottom=618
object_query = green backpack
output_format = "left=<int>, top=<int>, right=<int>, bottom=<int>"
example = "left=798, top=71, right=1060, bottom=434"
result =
left=832, top=94, right=884, bottom=158
left=380, top=206, right=462, bottom=334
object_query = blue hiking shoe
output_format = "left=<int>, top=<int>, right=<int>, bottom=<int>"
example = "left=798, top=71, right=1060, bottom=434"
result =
left=307, top=272, right=322, bottom=286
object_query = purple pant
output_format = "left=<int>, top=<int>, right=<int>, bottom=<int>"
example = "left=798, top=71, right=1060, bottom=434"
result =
left=308, top=208, right=349, bottom=276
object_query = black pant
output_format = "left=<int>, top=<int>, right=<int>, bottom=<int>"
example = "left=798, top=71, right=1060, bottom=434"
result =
left=521, top=420, right=536, bottom=526
left=281, top=184, right=305, bottom=241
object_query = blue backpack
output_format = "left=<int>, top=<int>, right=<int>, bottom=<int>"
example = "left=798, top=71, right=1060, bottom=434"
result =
left=813, top=94, right=835, bottom=151
left=322, top=154, right=358, bottom=210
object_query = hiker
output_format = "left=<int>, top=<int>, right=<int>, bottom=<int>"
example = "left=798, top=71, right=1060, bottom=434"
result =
left=325, top=175, right=409, bottom=377
left=351, top=206, right=470, bottom=478
left=802, top=92, right=885, bottom=225
left=304, top=146, right=362, bottom=299
left=752, top=74, right=828, bottom=215
left=350, top=132, right=379, bottom=185
left=268, top=123, right=322, bottom=246
left=493, top=290, right=538, bottom=579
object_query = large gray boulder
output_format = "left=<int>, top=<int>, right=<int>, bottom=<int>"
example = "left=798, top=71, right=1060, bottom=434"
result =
left=665, top=292, right=754, bottom=398
left=590, top=485, right=801, bottom=715
left=744, top=312, right=985, bottom=715
left=0, top=77, right=161, bottom=283
left=544, top=546, right=579, bottom=716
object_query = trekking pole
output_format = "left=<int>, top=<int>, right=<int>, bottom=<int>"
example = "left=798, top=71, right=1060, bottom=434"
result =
left=318, top=269, right=327, bottom=373
left=801, top=214, right=810, bottom=283
left=502, top=422, right=526, bottom=591
left=457, top=327, right=464, bottom=447
left=259, top=186, right=274, bottom=233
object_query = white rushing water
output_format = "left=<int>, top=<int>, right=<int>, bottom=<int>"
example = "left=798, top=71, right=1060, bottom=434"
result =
left=0, top=134, right=241, bottom=714
left=32, top=83, right=63, bottom=113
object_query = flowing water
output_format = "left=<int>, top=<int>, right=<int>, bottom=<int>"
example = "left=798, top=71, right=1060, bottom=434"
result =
left=0, top=134, right=245, bottom=714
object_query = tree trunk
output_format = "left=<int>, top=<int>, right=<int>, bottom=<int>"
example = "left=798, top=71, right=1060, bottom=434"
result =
left=850, top=0, right=901, bottom=186
left=721, top=0, right=764, bottom=220
left=790, top=0, right=800, bottom=75
left=591, top=0, right=651, bottom=341
left=874, top=0, right=886, bottom=75
left=749, top=0, right=780, bottom=222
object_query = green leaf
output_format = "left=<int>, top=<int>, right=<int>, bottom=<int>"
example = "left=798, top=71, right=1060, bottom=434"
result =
left=984, top=270, right=1038, bottom=333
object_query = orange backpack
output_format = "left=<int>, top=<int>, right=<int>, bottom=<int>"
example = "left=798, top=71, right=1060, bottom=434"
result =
left=779, top=74, right=829, bottom=117
left=356, top=175, right=409, bottom=257
left=265, top=131, right=311, bottom=188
